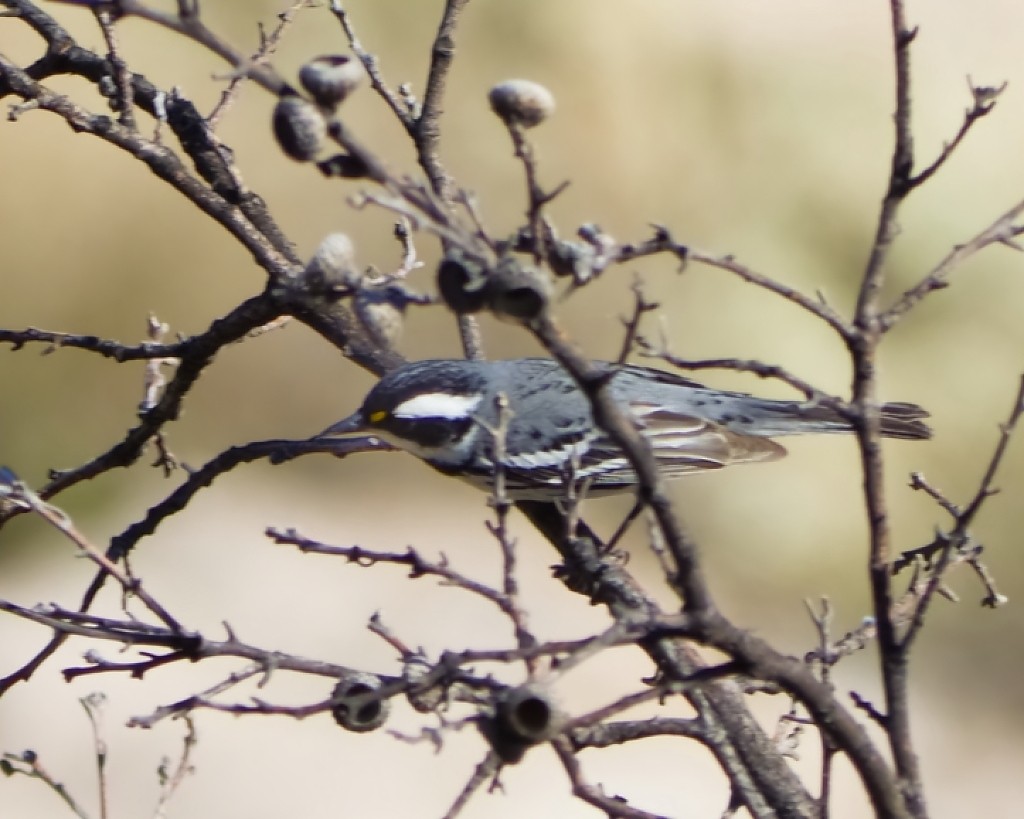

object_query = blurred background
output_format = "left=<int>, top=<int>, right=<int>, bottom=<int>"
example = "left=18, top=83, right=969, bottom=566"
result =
left=2, top=0, right=1023, bottom=816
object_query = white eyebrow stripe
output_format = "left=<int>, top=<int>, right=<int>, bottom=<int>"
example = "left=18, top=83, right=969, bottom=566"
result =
left=392, top=392, right=483, bottom=420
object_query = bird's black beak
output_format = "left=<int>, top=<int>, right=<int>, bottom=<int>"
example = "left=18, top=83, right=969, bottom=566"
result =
left=316, top=411, right=365, bottom=438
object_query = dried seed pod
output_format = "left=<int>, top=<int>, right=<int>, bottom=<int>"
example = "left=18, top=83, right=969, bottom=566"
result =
left=488, top=79, right=556, bottom=128
left=479, top=683, right=560, bottom=764
left=305, top=232, right=359, bottom=291
left=546, top=240, right=595, bottom=281
left=317, top=153, right=371, bottom=179
left=299, top=55, right=364, bottom=111
left=331, top=672, right=391, bottom=733
left=354, top=286, right=408, bottom=349
left=403, top=655, right=446, bottom=713
left=486, top=255, right=552, bottom=324
left=436, top=250, right=491, bottom=314
left=272, top=93, right=326, bottom=162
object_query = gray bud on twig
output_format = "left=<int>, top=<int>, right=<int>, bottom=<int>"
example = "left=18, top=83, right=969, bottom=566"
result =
left=272, top=93, right=327, bottom=162
left=299, top=55, right=364, bottom=111
left=355, top=286, right=408, bottom=349
left=488, top=79, right=556, bottom=128
left=305, top=232, right=360, bottom=291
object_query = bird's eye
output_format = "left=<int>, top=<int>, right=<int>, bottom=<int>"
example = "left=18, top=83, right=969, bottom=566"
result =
left=368, top=410, right=389, bottom=424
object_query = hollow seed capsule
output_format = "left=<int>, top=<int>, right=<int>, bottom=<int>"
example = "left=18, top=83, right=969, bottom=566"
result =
left=299, top=55, right=364, bottom=111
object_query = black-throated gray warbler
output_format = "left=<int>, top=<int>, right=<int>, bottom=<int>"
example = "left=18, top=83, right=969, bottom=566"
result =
left=319, top=358, right=930, bottom=499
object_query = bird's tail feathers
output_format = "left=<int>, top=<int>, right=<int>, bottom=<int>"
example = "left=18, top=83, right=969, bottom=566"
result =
left=731, top=399, right=931, bottom=441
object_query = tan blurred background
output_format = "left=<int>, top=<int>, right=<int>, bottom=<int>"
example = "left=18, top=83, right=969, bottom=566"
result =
left=2, top=0, right=1023, bottom=816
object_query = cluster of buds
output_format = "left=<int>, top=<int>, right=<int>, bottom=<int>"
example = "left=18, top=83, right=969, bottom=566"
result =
left=281, top=74, right=560, bottom=337
left=302, top=233, right=426, bottom=349
left=272, top=55, right=364, bottom=163
left=437, top=249, right=553, bottom=325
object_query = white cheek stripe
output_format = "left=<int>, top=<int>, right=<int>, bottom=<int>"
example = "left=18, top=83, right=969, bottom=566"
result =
left=393, top=392, right=483, bottom=420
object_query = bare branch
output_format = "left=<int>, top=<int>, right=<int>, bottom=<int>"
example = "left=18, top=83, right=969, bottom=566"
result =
left=416, top=0, right=470, bottom=203
left=152, top=717, right=198, bottom=819
left=0, top=749, right=93, bottom=819
left=907, top=77, right=1006, bottom=190
left=882, top=197, right=1024, bottom=329
left=207, top=0, right=314, bottom=126
left=0, top=474, right=185, bottom=632
left=106, top=0, right=288, bottom=94
left=329, top=2, right=416, bottom=128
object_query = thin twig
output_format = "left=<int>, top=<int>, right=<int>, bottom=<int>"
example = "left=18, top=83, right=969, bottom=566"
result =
left=207, top=0, right=314, bottom=126
left=111, top=437, right=394, bottom=560
left=109, top=0, right=288, bottom=94
left=638, top=343, right=842, bottom=407
left=93, top=7, right=136, bottom=129
left=610, top=226, right=852, bottom=338
left=480, top=394, right=537, bottom=667
left=415, top=0, right=470, bottom=203
left=79, top=693, right=109, bottom=819
left=0, top=476, right=185, bottom=632
left=153, top=716, right=198, bottom=819
left=267, top=529, right=515, bottom=614
left=907, top=78, right=1005, bottom=190
left=330, top=1, right=415, bottom=128
left=944, top=372, right=1023, bottom=529
left=898, top=375, right=1023, bottom=637
left=0, top=327, right=191, bottom=360
left=0, top=750, right=93, bottom=819
left=440, top=752, right=500, bottom=819
left=882, top=197, right=1024, bottom=329
left=551, top=737, right=670, bottom=819
left=616, top=279, right=659, bottom=365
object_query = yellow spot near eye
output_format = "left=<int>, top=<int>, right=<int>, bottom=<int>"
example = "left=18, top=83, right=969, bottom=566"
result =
left=368, top=410, right=388, bottom=424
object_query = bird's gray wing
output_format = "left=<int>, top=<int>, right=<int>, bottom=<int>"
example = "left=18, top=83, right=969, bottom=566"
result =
left=479, top=394, right=787, bottom=494
left=627, top=401, right=787, bottom=474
